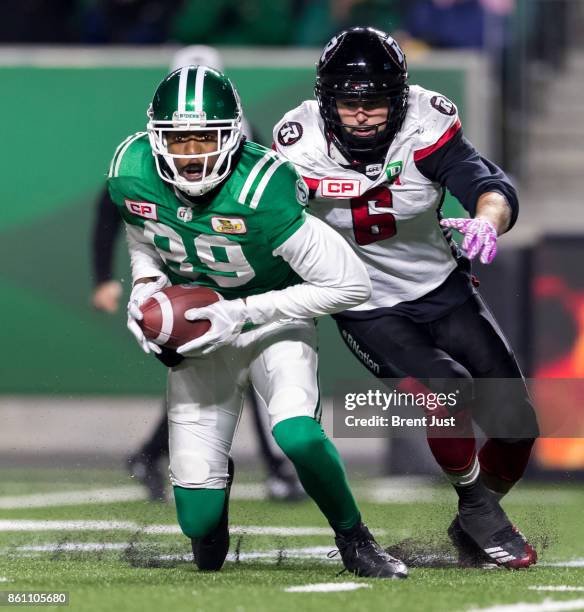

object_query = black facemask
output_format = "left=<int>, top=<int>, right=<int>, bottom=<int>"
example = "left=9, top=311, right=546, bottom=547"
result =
left=315, top=27, right=409, bottom=166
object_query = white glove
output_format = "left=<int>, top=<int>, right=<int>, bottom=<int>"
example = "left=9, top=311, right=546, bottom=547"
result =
left=177, top=298, right=250, bottom=357
left=126, top=275, right=169, bottom=354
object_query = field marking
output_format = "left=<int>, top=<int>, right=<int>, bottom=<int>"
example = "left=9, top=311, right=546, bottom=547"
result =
left=365, top=489, right=434, bottom=503
left=285, top=583, right=371, bottom=593
left=7, top=543, right=584, bottom=573
left=1, top=483, right=579, bottom=509
left=0, top=520, right=385, bottom=537
left=530, top=588, right=584, bottom=593
left=16, top=543, right=129, bottom=552
left=542, top=560, right=584, bottom=568
left=0, top=485, right=263, bottom=508
left=8, top=544, right=340, bottom=564
left=0, top=487, right=147, bottom=508
left=128, top=547, right=337, bottom=564
left=0, top=519, right=140, bottom=531
left=467, top=599, right=584, bottom=612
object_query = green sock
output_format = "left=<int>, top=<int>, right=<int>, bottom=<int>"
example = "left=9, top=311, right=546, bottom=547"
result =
left=173, top=487, right=226, bottom=538
left=272, top=416, right=360, bottom=532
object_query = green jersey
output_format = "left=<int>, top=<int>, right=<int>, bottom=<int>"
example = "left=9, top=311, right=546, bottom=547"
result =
left=108, top=134, right=309, bottom=299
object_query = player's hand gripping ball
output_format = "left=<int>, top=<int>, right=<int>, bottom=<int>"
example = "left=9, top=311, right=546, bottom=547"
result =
left=138, top=285, right=220, bottom=350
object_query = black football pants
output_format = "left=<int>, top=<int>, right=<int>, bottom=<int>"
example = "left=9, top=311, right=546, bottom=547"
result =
left=334, top=294, right=539, bottom=441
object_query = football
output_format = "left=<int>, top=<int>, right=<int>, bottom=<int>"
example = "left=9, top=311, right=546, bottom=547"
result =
left=139, top=284, right=220, bottom=349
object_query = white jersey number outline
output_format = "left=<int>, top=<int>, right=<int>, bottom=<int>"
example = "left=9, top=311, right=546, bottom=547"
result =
left=143, top=221, right=255, bottom=287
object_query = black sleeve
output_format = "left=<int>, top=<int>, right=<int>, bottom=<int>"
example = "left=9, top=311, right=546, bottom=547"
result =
left=415, top=130, right=519, bottom=230
left=92, top=187, right=123, bottom=286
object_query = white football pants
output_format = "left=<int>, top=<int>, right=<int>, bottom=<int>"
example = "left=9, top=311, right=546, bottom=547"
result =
left=167, top=319, right=320, bottom=489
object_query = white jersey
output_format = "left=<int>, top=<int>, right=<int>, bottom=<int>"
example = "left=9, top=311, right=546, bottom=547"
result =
left=273, top=85, right=463, bottom=311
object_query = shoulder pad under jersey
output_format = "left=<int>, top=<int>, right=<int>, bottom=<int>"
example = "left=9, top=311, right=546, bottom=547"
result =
left=406, top=85, right=462, bottom=159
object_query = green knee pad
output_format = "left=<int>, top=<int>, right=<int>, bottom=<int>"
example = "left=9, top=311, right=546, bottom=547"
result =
left=173, top=487, right=226, bottom=539
left=272, top=416, right=360, bottom=531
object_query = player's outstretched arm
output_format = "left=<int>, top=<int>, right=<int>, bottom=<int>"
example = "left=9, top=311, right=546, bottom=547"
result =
left=474, top=191, right=512, bottom=235
left=415, top=118, right=517, bottom=265
left=178, top=215, right=371, bottom=356
left=440, top=191, right=512, bottom=264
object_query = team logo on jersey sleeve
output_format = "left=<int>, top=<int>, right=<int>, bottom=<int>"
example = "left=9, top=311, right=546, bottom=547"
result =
left=277, top=121, right=303, bottom=146
left=295, top=179, right=309, bottom=206
left=125, top=199, right=158, bottom=220
left=211, top=217, right=247, bottom=234
left=431, top=95, right=456, bottom=116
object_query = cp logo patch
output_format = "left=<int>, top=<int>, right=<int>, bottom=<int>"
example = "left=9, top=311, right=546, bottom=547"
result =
left=277, top=121, right=303, bottom=146
left=431, top=95, right=456, bottom=116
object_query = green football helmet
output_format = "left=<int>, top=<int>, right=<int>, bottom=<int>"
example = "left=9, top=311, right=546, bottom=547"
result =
left=147, top=65, right=243, bottom=197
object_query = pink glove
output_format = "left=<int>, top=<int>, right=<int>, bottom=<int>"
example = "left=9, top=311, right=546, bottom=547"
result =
left=440, top=217, right=498, bottom=264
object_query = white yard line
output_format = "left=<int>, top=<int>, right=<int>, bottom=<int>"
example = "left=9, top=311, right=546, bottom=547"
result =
left=0, top=519, right=385, bottom=537
left=6, top=542, right=584, bottom=575
left=0, top=487, right=147, bottom=508
left=467, top=599, right=584, bottom=612
left=0, top=485, right=265, bottom=509
left=10, top=543, right=336, bottom=563
left=0, top=519, right=140, bottom=531
left=2, top=483, right=577, bottom=509
left=530, top=588, right=584, bottom=593
left=541, top=560, right=584, bottom=568
left=366, top=489, right=435, bottom=503
left=285, top=583, right=371, bottom=593
left=16, top=543, right=128, bottom=552
left=231, top=484, right=265, bottom=500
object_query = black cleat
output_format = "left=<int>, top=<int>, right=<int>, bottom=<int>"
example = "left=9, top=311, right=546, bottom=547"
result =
left=191, top=457, right=234, bottom=571
left=126, top=454, right=166, bottom=502
left=456, top=481, right=537, bottom=570
left=448, top=515, right=495, bottom=568
left=479, top=524, right=537, bottom=570
left=334, top=522, right=408, bottom=579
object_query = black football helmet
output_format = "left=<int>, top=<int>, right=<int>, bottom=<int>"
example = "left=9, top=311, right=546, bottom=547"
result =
left=315, top=27, right=409, bottom=165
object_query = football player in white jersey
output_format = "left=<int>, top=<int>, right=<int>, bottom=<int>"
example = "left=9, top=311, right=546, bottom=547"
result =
left=274, top=27, right=539, bottom=569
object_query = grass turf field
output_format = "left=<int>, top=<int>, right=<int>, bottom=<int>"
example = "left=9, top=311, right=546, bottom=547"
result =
left=0, top=467, right=583, bottom=612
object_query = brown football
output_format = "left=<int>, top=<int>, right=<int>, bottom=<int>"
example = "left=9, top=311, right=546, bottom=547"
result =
left=139, top=284, right=220, bottom=350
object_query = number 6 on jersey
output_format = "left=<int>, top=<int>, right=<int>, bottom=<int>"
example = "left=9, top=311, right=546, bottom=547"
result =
left=350, top=186, right=397, bottom=245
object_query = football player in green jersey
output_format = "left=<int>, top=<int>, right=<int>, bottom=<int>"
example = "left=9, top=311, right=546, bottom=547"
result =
left=107, top=65, right=407, bottom=579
